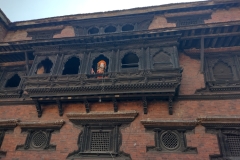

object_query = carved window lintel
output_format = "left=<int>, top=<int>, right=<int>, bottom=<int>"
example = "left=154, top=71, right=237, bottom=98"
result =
left=16, top=120, right=64, bottom=151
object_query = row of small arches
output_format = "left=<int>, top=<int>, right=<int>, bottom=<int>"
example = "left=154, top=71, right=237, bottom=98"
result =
left=88, top=24, right=134, bottom=35
left=36, top=52, right=139, bottom=75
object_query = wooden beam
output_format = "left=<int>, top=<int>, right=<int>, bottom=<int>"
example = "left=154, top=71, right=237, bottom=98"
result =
left=0, top=60, right=33, bottom=67
left=200, top=36, right=204, bottom=73
left=0, top=50, right=33, bottom=55
left=182, top=32, right=240, bottom=40
left=184, top=46, right=240, bottom=54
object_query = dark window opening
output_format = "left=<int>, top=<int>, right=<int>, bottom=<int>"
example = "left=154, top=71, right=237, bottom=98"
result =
left=213, top=61, right=233, bottom=80
left=5, top=74, right=21, bottom=88
left=88, top=27, right=99, bottom=34
left=91, top=55, right=109, bottom=74
left=36, top=58, right=53, bottom=74
left=62, top=57, right=80, bottom=75
left=104, top=26, right=116, bottom=33
left=122, top=24, right=134, bottom=32
left=121, top=53, right=139, bottom=68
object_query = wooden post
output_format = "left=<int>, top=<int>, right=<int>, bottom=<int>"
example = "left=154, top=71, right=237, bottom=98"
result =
left=25, top=52, right=29, bottom=74
left=200, top=36, right=205, bottom=73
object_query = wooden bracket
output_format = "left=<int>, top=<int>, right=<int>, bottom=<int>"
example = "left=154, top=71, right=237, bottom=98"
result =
left=142, top=96, right=148, bottom=114
left=34, top=101, right=42, bottom=118
left=168, top=97, right=173, bottom=115
left=113, top=97, right=118, bottom=112
left=56, top=100, right=63, bottom=116
left=84, top=99, right=90, bottom=113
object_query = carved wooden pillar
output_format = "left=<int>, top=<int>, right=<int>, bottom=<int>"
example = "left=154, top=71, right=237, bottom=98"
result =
left=200, top=36, right=205, bottom=73
left=24, top=52, right=29, bottom=74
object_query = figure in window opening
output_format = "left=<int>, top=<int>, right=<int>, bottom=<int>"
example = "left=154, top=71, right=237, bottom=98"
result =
left=97, top=60, right=107, bottom=74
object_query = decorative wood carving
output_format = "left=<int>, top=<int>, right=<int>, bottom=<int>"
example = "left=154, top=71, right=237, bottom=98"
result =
left=168, top=97, right=173, bottom=115
left=84, top=99, right=90, bottom=113
left=34, top=100, right=42, bottom=118
left=142, top=96, right=148, bottom=114
left=16, top=120, right=64, bottom=151
left=142, top=119, right=197, bottom=154
left=199, top=116, right=240, bottom=159
left=113, top=97, right=118, bottom=112
left=202, top=55, right=240, bottom=92
left=66, top=111, right=137, bottom=159
left=71, top=14, right=154, bottom=36
left=0, top=119, right=18, bottom=158
left=56, top=100, right=63, bottom=116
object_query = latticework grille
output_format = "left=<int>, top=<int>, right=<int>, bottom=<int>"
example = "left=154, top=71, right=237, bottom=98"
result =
left=161, top=131, right=179, bottom=150
left=90, top=132, right=110, bottom=152
left=31, top=131, right=48, bottom=148
left=227, top=134, right=240, bottom=156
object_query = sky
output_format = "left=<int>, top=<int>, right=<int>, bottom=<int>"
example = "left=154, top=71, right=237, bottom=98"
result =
left=0, top=0, right=204, bottom=22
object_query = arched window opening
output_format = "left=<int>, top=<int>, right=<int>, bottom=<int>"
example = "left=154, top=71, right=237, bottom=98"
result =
left=88, top=27, right=99, bottom=35
left=153, top=52, right=172, bottom=69
left=36, top=58, right=53, bottom=74
left=122, top=24, right=134, bottom=32
left=121, top=53, right=139, bottom=68
left=104, top=26, right=116, bottom=33
left=213, top=61, right=233, bottom=80
left=91, top=55, right=109, bottom=74
left=5, top=74, right=21, bottom=88
left=62, top=57, right=80, bottom=75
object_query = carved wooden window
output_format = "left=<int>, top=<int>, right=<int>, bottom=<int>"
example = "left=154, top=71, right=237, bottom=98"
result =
left=122, top=24, right=134, bottom=31
left=5, top=74, right=21, bottom=88
left=203, top=56, right=240, bottom=92
left=62, top=57, right=80, bottom=75
left=148, top=129, right=196, bottom=153
left=76, top=125, right=119, bottom=156
left=212, top=61, right=233, bottom=81
left=210, top=130, right=240, bottom=160
left=152, top=51, right=173, bottom=69
left=104, top=25, right=116, bottom=33
left=121, top=52, right=139, bottom=69
left=91, top=55, right=109, bottom=74
left=16, top=129, right=56, bottom=150
left=88, top=27, right=99, bottom=35
left=36, top=58, right=53, bottom=74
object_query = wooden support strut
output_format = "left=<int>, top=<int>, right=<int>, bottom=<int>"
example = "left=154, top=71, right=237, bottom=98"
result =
left=84, top=99, right=90, bottom=113
left=168, top=97, right=173, bottom=115
left=113, top=97, right=118, bottom=112
left=56, top=100, right=63, bottom=116
left=142, top=96, right=148, bottom=114
left=200, top=36, right=205, bottom=73
left=34, top=101, right=42, bottom=118
left=24, top=52, right=29, bottom=74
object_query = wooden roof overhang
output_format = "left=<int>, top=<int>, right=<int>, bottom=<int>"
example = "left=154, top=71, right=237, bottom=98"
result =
left=7, top=0, right=240, bottom=30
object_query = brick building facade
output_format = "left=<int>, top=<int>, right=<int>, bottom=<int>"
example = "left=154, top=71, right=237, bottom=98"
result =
left=0, top=0, right=240, bottom=159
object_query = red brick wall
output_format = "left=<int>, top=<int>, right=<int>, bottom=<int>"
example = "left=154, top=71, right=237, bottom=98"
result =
left=1, top=98, right=240, bottom=160
left=3, top=26, right=75, bottom=42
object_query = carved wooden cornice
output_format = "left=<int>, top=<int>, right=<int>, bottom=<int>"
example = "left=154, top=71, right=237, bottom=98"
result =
left=18, top=120, right=64, bottom=129
left=197, top=116, right=240, bottom=128
left=66, top=111, right=138, bottom=124
left=141, top=119, right=197, bottom=129
left=0, top=119, right=19, bottom=129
